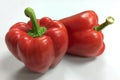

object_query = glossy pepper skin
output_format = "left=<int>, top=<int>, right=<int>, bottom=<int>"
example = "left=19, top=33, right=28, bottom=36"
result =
left=5, top=7, right=68, bottom=73
left=60, top=10, right=114, bottom=57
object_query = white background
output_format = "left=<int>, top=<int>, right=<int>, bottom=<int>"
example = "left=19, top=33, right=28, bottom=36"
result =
left=0, top=0, right=120, bottom=80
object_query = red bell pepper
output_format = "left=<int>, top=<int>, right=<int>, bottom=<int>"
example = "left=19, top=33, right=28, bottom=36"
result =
left=60, top=10, right=114, bottom=57
left=5, top=7, right=68, bottom=73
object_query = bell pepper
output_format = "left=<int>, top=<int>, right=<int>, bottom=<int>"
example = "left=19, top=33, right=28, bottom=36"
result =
left=60, top=10, right=114, bottom=57
left=5, top=7, right=68, bottom=73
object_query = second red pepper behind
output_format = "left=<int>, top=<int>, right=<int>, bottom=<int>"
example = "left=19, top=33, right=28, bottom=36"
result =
left=60, top=10, right=114, bottom=57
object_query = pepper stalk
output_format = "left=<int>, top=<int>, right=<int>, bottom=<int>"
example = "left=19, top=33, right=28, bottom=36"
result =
left=94, top=16, right=114, bottom=31
left=25, top=7, right=47, bottom=37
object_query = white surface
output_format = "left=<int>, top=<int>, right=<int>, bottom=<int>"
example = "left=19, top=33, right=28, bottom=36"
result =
left=0, top=0, right=120, bottom=80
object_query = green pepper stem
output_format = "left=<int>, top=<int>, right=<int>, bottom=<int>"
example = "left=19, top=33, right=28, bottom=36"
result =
left=94, top=16, right=114, bottom=31
left=25, top=7, right=46, bottom=37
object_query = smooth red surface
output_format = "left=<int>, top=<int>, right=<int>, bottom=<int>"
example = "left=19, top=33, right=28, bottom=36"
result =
left=5, top=17, right=68, bottom=73
left=60, top=10, right=105, bottom=57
